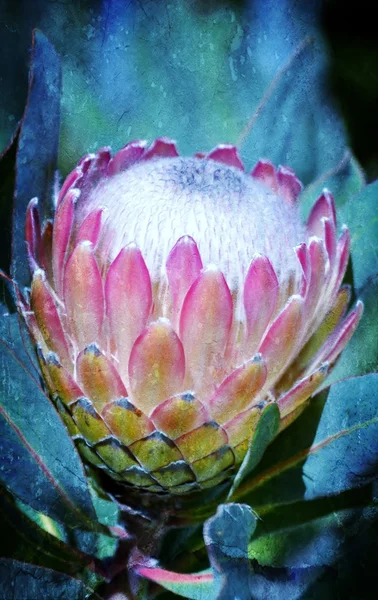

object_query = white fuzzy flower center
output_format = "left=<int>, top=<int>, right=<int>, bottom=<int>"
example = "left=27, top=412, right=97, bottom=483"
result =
left=85, top=157, right=305, bottom=289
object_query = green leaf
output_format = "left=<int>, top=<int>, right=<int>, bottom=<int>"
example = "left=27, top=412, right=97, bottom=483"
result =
left=338, top=179, right=378, bottom=291
left=237, top=375, right=378, bottom=506
left=248, top=489, right=377, bottom=567
left=300, top=512, right=378, bottom=599
left=0, top=489, right=96, bottom=578
left=12, top=30, right=61, bottom=289
left=227, top=403, right=280, bottom=500
left=0, top=310, right=97, bottom=529
left=303, top=375, right=378, bottom=498
left=0, top=559, right=91, bottom=600
left=230, top=375, right=378, bottom=569
left=88, top=480, right=119, bottom=528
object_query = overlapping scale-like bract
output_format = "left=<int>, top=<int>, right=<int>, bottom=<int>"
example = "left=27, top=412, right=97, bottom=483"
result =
left=22, top=138, right=363, bottom=496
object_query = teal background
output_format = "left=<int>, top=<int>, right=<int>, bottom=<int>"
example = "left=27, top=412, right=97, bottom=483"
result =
left=0, top=0, right=377, bottom=178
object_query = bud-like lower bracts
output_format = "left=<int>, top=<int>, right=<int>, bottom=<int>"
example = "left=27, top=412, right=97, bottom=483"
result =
left=21, top=139, right=363, bottom=496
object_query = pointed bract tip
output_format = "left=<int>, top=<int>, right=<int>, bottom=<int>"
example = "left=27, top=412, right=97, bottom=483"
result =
left=203, top=263, right=221, bottom=274
left=27, top=197, right=39, bottom=209
left=33, top=268, right=46, bottom=280
left=319, top=362, right=329, bottom=374
left=125, top=241, right=140, bottom=251
left=35, top=344, right=46, bottom=362
left=68, top=188, right=81, bottom=204
left=46, top=352, right=61, bottom=366
left=155, top=316, right=172, bottom=328
left=77, top=239, right=94, bottom=250
left=83, top=342, right=101, bottom=356
left=288, top=293, right=304, bottom=304
left=176, top=234, right=197, bottom=245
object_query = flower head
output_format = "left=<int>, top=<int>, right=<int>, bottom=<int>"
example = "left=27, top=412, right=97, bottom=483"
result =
left=22, top=138, right=363, bottom=496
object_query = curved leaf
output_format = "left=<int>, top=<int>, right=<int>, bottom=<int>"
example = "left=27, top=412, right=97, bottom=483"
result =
left=237, top=375, right=378, bottom=506
left=228, top=403, right=280, bottom=500
left=204, top=503, right=256, bottom=600
left=0, top=489, right=96, bottom=577
left=338, top=179, right=378, bottom=291
left=0, top=309, right=97, bottom=529
left=12, top=29, right=61, bottom=288
left=136, top=567, right=217, bottom=600
left=248, top=488, right=377, bottom=567
left=138, top=504, right=257, bottom=600
left=300, top=512, right=378, bottom=599
left=227, top=375, right=378, bottom=569
left=0, top=559, right=91, bottom=600
left=304, top=375, right=378, bottom=498
left=141, top=503, right=333, bottom=600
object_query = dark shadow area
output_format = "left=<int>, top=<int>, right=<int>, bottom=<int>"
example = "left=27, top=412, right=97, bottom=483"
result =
left=321, top=0, right=378, bottom=180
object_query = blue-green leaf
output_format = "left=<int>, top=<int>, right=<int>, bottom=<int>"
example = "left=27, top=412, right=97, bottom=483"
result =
left=0, top=310, right=97, bottom=529
left=238, top=1, right=347, bottom=183
left=304, top=375, right=378, bottom=498
left=0, top=559, right=89, bottom=600
left=12, top=30, right=61, bottom=289
left=204, top=503, right=256, bottom=600
left=0, top=489, right=95, bottom=577
left=338, top=179, right=378, bottom=291
left=230, top=375, right=378, bottom=569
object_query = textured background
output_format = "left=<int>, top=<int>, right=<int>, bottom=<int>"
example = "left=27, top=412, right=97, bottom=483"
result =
left=0, top=0, right=377, bottom=178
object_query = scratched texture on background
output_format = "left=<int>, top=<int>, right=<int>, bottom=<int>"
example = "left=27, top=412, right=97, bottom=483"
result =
left=0, top=1, right=377, bottom=599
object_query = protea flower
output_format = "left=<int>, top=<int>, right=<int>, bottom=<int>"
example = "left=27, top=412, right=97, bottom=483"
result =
left=20, top=138, right=363, bottom=497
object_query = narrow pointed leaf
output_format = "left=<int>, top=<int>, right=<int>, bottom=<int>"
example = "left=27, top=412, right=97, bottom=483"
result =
left=228, top=403, right=280, bottom=499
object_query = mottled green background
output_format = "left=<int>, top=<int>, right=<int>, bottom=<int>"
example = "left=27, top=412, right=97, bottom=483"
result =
left=0, top=0, right=377, bottom=178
